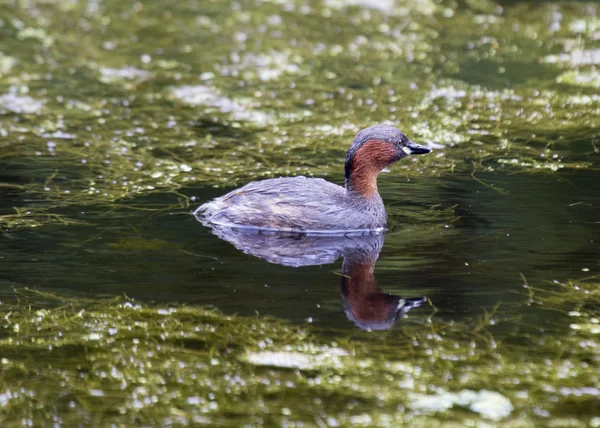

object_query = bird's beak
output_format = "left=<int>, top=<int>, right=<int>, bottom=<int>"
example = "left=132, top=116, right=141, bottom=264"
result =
left=402, top=140, right=432, bottom=155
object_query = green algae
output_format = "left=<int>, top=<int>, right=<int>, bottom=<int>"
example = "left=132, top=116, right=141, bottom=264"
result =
left=108, top=237, right=183, bottom=251
left=1, top=278, right=599, bottom=426
left=0, top=0, right=599, bottom=229
left=0, top=207, right=87, bottom=229
left=557, top=69, right=600, bottom=88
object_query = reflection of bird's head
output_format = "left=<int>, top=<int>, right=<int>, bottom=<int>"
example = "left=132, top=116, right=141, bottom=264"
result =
left=342, top=294, right=426, bottom=331
left=340, top=255, right=426, bottom=331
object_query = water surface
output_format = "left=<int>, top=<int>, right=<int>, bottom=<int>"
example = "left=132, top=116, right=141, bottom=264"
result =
left=1, top=0, right=600, bottom=426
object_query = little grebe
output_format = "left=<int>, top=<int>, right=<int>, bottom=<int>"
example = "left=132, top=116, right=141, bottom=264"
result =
left=194, top=125, right=431, bottom=233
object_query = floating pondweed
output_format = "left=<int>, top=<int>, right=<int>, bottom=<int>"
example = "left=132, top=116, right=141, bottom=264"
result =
left=0, top=279, right=599, bottom=426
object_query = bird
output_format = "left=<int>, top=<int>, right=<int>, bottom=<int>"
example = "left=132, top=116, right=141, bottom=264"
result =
left=194, top=125, right=431, bottom=233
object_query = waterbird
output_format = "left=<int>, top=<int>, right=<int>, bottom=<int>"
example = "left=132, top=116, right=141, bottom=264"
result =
left=195, top=125, right=431, bottom=233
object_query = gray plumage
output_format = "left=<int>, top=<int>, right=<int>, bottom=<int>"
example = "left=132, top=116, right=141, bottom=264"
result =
left=196, top=176, right=387, bottom=233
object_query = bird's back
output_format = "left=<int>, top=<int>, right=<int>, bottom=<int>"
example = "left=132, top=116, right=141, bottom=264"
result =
left=196, top=176, right=386, bottom=233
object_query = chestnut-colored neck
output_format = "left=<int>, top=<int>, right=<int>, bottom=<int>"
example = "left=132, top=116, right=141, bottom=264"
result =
left=345, top=139, right=398, bottom=198
left=342, top=261, right=378, bottom=296
left=341, top=260, right=394, bottom=322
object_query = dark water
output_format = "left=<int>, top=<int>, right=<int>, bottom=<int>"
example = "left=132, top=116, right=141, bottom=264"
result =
left=3, top=164, right=598, bottom=333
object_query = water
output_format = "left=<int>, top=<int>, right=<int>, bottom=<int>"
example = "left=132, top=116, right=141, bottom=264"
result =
left=3, top=167, right=597, bottom=329
left=1, top=0, right=600, bottom=425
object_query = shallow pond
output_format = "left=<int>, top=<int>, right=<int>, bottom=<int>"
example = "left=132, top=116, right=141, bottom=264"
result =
left=1, top=0, right=600, bottom=426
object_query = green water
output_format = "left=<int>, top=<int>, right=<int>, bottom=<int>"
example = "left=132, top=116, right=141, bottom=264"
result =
left=1, top=0, right=600, bottom=426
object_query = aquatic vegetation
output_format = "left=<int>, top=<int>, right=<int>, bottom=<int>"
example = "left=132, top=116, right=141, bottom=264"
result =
left=408, top=389, right=513, bottom=421
left=1, top=277, right=599, bottom=426
left=0, top=53, right=17, bottom=75
left=0, top=89, right=44, bottom=114
left=171, top=85, right=275, bottom=125
left=0, top=0, right=599, bottom=425
left=557, top=69, right=600, bottom=88
left=0, top=207, right=86, bottom=228
left=0, top=0, right=598, bottom=230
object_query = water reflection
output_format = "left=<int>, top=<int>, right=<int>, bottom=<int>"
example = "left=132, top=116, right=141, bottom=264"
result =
left=197, top=218, right=426, bottom=330
left=340, top=246, right=426, bottom=331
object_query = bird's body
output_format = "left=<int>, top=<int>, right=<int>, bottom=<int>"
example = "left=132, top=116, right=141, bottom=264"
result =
left=197, top=176, right=387, bottom=233
left=195, top=125, right=431, bottom=233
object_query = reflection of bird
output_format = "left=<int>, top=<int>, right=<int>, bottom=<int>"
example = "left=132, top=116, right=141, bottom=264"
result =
left=196, top=220, right=426, bottom=330
left=200, top=222, right=385, bottom=267
left=341, top=250, right=426, bottom=331
left=195, top=125, right=431, bottom=233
